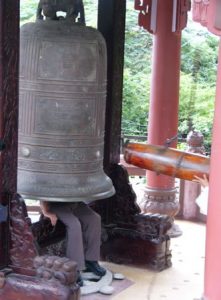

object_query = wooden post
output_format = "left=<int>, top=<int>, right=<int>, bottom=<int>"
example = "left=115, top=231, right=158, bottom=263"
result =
left=0, top=0, right=19, bottom=269
left=98, top=0, right=126, bottom=166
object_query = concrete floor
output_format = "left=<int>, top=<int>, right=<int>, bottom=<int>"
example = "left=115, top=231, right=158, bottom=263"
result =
left=100, top=220, right=206, bottom=300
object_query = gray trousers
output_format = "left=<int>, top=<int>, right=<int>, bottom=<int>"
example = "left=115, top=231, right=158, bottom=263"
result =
left=50, top=202, right=101, bottom=270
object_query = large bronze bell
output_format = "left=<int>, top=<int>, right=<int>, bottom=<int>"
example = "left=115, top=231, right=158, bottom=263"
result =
left=18, top=17, right=115, bottom=202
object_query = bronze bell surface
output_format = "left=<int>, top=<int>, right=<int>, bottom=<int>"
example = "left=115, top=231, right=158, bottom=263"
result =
left=18, top=19, right=115, bottom=203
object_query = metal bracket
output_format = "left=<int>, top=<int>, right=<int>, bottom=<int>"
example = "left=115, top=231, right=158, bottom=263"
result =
left=0, top=204, right=8, bottom=222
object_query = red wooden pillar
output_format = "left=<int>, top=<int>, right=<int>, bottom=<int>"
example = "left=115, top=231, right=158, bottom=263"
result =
left=203, top=38, right=221, bottom=300
left=192, top=1, right=221, bottom=299
left=135, top=0, right=190, bottom=219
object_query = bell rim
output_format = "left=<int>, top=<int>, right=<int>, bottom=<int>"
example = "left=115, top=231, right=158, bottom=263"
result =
left=19, top=187, right=116, bottom=203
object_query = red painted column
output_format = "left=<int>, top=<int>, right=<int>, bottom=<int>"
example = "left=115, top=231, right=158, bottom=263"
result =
left=148, top=0, right=180, bottom=185
left=191, top=1, right=221, bottom=298
left=204, top=38, right=221, bottom=300
left=142, top=0, right=182, bottom=218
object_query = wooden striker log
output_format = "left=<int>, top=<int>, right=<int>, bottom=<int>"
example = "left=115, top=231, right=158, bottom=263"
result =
left=123, top=142, right=210, bottom=181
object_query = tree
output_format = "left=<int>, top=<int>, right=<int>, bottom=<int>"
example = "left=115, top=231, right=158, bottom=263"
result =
left=122, top=1, right=152, bottom=136
left=179, top=20, right=218, bottom=152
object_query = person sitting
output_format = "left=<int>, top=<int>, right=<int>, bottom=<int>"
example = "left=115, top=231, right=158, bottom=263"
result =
left=40, top=201, right=106, bottom=286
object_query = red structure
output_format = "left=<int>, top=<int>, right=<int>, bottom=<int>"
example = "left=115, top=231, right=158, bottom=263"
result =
left=135, top=0, right=190, bottom=222
left=204, top=42, right=221, bottom=300
left=192, top=1, right=221, bottom=299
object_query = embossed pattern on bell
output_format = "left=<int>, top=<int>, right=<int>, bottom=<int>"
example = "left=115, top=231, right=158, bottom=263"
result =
left=18, top=20, right=115, bottom=202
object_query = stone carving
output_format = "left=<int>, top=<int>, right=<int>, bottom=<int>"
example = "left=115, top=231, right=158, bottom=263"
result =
left=9, top=194, right=38, bottom=274
left=32, top=217, right=66, bottom=257
left=36, top=0, right=85, bottom=24
left=91, top=164, right=173, bottom=271
left=181, top=131, right=206, bottom=220
left=91, top=163, right=140, bottom=224
left=5, top=195, right=80, bottom=299
left=142, top=188, right=180, bottom=217
left=2, top=276, right=80, bottom=300
left=186, top=130, right=206, bottom=154
left=34, top=255, right=78, bottom=286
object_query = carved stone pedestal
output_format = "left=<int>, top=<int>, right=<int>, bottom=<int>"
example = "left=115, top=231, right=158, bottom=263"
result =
left=142, top=187, right=179, bottom=216
left=0, top=194, right=81, bottom=300
left=142, top=187, right=182, bottom=237
left=0, top=272, right=80, bottom=300
left=182, top=131, right=206, bottom=221
left=100, top=224, right=172, bottom=271
left=92, top=164, right=173, bottom=271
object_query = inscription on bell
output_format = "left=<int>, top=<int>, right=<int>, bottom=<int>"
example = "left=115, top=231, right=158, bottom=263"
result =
left=38, top=41, right=97, bottom=82
left=35, top=97, right=95, bottom=135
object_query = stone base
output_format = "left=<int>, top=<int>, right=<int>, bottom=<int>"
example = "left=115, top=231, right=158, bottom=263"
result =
left=101, top=235, right=172, bottom=271
left=0, top=273, right=80, bottom=300
left=167, top=222, right=183, bottom=238
left=142, top=187, right=180, bottom=217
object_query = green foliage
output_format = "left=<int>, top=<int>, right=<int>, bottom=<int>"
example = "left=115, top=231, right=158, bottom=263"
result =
left=83, top=0, right=98, bottom=27
left=20, top=0, right=97, bottom=27
left=178, top=21, right=218, bottom=152
left=124, top=2, right=153, bottom=75
left=122, top=1, right=152, bottom=136
left=179, top=72, right=215, bottom=152
left=122, top=68, right=150, bottom=135
left=181, top=20, right=219, bottom=85
left=20, top=0, right=38, bottom=24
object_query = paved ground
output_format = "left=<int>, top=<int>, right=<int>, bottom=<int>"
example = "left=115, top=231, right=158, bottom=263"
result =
left=98, top=220, right=206, bottom=300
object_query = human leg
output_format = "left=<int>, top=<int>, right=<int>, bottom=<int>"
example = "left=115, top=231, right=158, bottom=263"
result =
left=70, top=202, right=101, bottom=261
left=71, top=202, right=106, bottom=276
left=50, top=203, right=85, bottom=271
